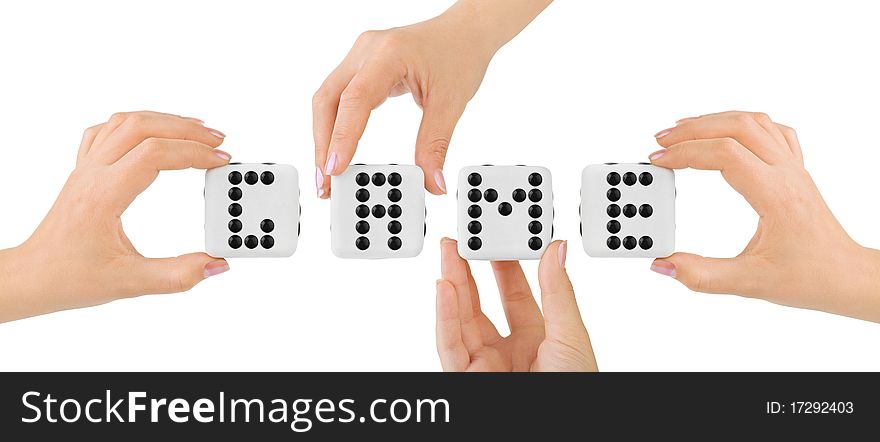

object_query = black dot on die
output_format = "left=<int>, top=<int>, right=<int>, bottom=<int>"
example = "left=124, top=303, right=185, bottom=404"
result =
left=244, top=171, right=259, bottom=185
left=623, top=204, right=637, bottom=218
left=228, top=235, right=242, bottom=249
left=372, top=204, right=386, bottom=218
left=355, top=204, right=370, bottom=218
left=528, top=172, right=543, bottom=186
left=468, top=205, right=482, bottom=218
left=528, top=189, right=542, bottom=202
left=607, top=188, right=621, bottom=202
left=260, top=171, right=274, bottom=185
left=498, top=202, right=513, bottom=216
left=606, top=172, right=621, bottom=186
left=484, top=189, right=498, bottom=202
left=607, top=204, right=621, bottom=218
left=388, top=188, right=402, bottom=202
left=228, top=171, right=242, bottom=185
left=639, top=204, right=653, bottom=218
left=228, top=219, right=242, bottom=233
left=260, top=219, right=274, bottom=233
left=528, top=237, right=543, bottom=250
left=607, top=236, right=621, bottom=250
left=355, top=220, right=370, bottom=234
left=639, top=172, right=653, bottom=186
left=607, top=220, right=621, bottom=234
left=356, top=236, right=370, bottom=250
left=622, top=236, right=637, bottom=250
left=528, top=221, right=542, bottom=234
left=355, top=189, right=370, bottom=202
left=228, top=203, right=242, bottom=217
left=467, top=237, right=482, bottom=250
left=372, top=173, right=386, bottom=186
left=260, top=235, right=274, bottom=249
left=228, top=187, right=242, bottom=201
left=355, top=172, right=370, bottom=186
left=467, top=189, right=482, bottom=202
left=388, top=172, right=402, bottom=186
left=528, top=205, right=543, bottom=218
left=468, top=221, right=482, bottom=234
left=467, top=173, right=482, bottom=186
left=387, top=236, right=402, bottom=250
left=244, top=235, right=259, bottom=249
left=388, top=220, right=402, bottom=234
left=623, top=172, right=637, bottom=186
left=388, top=204, right=402, bottom=218
left=512, top=189, right=526, bottom=203
left=639, top=236, right=653, bottom=250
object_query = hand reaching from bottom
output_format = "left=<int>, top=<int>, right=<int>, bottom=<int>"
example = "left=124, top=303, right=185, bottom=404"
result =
left=435, top=238, right=598, bottom=372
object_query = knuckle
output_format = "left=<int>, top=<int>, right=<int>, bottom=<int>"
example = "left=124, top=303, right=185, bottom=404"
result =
left=108, top=112, right=129, bottom=125
left=355, top=30, right=378, bottom=45
left=311, top=88, right=329, bottom=109
left=339, top=84, right=367, bottom=106
left=751, top=112, right=772, bottom=125
left=423, top=137, right=451, bottom=161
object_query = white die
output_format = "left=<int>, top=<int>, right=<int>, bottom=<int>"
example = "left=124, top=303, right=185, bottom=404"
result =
left=580, top=163, right=675, bottom=258
left=330, top=164, right=426, bottom=259
left=205, top=163, right=300, bottom=258
left=457, top=165, right=554, bottom=260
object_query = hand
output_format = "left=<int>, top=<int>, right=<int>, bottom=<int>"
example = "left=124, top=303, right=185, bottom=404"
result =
left=435, top=238, right=598, bottom=372
left=0, top=111, right=232, bottom=323
left=649, top=111, right=880, bottom=322
left=313, top=0, right=552, bottom=198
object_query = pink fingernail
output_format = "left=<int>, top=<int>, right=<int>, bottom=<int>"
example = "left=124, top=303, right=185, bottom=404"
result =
left=324, top=152, right=338, bottom=175
left=207, top=128, right=226, bottom=139
left=649, top=149, right=666, bottom=161
left=203, top=260, right=230, bottom=278
left=315, top=167, right=325, bottom=198
left=654, top=128, right=674, bottom=139
left=214, top=149, right=231, bottom=161
left=434, top=170, right=447, bottom=194
left=557, top=240, right=567, bottom=268
left=650, top=260, right=676, bottom=278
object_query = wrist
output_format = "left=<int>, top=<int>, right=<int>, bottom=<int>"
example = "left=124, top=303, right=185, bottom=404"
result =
left=836, top=245, right=880, bottom=323
left=443, top=0, right=552, bottom=55
left=0, top=244, right=46, bottom=323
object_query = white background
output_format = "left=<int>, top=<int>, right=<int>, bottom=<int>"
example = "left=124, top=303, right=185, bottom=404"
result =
left=1, top=0, right=879, bottom=371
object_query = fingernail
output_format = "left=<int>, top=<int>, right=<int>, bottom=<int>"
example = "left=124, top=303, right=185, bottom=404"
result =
left=650, top=260, right=676, bottom=278
left=654, top=128, right=673, bottom=139
left=214, top=149, right=231, bottom=161
left=324, top=152, right=338, bottom=175
left=207, top=128, right=226, bottom=139
left=649, top=149, right=666, bottom=161
left=203, top=260, right=230, bottom=278
left=315, top=167, right=325, bottom=198
left=434, top=170, right=447, bottom=194
left=181, top=116, right=205, bottom=125
left=675, top=117, right=698, bottom=125
left=557, top=240, right=567, bottom=268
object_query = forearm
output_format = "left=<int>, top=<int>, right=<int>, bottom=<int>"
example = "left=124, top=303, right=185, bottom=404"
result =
left=846, top=246, right=880, bottom=322
left=445, top=0, right=553, bottom=53
left=0, top=246, right=35, bottom=323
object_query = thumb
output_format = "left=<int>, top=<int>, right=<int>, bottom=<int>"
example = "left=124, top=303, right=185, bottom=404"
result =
left=133, top=253, right=229, bottom=296
left=414, top=104, right=464, bottom=195
left=651, top=252, right=752, bottom=295
left=537, top=241, right=591, bottom=348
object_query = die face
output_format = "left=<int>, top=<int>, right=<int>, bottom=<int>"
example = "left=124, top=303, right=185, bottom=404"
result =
left=205, top=164, right=299, bottom=258
left=457, top=165, right=553, bottom=260
left=580, top=163, right=674, bottom=258
left=330, top=165, right=425, bottom=259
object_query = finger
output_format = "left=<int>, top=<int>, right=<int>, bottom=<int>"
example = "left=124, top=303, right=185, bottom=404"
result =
left=537, top=241, right=593, bottom=350
left=91, top=111, right=225, bottom=164
left=76, top=123, right=104, bottom=165
left=490, top=260, right=543, bottom=334
left=440, top=238, right=485, bottom=353
left=128, top=253, right=229, bottom=296
left=775, top=123, right=803, bottom=163
left=651, top=252, right=759, bottom=295
left=655, top=111, right=786, bottom=164
left=112, top=138, right=231, bottom=211
left=466, top=261, right=502, bottom=344
left=313, top=64, right=356, bottom=199
left=414, top=103, right=465, bottom=195
left=323, top=58, right=405, bottom=176
left=436, top=279, right=470, bottom=372
left=649, top=138, right=774, bottom=213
